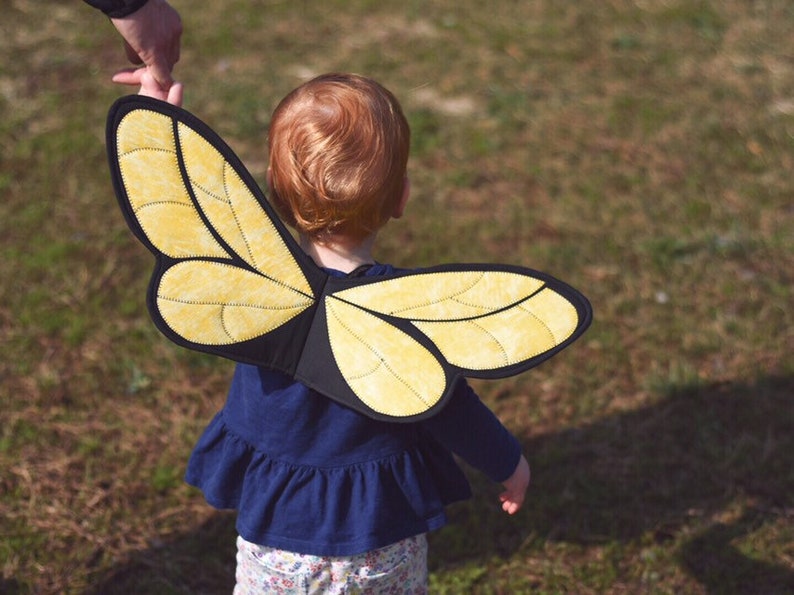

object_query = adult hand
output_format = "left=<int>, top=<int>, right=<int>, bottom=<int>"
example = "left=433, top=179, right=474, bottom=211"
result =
left=110, top=0, right=182, bottom=94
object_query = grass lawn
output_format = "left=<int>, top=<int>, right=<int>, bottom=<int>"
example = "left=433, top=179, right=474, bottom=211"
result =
left=1, top=1, right=792, bottom=592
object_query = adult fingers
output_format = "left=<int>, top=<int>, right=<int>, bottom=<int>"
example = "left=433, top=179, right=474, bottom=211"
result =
left=123, top=40, right=144, bottom=65
left=146, top=56, right=175, bottom=91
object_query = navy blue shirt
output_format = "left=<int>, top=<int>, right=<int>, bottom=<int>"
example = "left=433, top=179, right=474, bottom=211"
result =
left=185, top=264, right=522, bottom=556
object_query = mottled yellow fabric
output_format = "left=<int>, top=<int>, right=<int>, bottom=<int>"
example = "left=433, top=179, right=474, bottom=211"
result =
left=326, top=298, right=444, bottom=416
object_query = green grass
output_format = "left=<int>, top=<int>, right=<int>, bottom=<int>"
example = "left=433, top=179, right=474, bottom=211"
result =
left=2, top=0, right=793, bottom=592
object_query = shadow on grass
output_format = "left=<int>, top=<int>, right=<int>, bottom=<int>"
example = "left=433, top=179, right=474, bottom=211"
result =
left=88, top=512, right=238, bottom=594
left=431, top=374, right=794, bottom=593
left=89, top=375, right=793, bottom=593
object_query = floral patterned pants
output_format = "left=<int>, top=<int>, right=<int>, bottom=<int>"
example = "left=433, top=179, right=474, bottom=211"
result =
left=234, top=534, right=428, bottom=594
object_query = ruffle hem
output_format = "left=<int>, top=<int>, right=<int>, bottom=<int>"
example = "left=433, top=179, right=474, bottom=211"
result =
left=185, top=411, right=472, bottom=557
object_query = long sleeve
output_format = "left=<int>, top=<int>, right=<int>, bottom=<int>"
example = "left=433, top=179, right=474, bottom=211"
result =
left=422, top=380, right=522, bottom=483
left=83, top=0, right=148, bottom=18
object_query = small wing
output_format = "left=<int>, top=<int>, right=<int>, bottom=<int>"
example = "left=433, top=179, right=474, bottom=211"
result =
left=107, top=96, right=318, bottom=355
left=329, top=267, right=590, bottom=415
left=158, top=261, right=314, bottom=345
left=325, top=298, right=446, bottom=418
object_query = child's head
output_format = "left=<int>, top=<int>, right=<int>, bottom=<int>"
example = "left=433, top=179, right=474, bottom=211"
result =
left=267, top=73, right=410, bottom=244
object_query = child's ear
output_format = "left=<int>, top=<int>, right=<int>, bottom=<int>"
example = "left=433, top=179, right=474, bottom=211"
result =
left=392, top=176, right=410, bottom=219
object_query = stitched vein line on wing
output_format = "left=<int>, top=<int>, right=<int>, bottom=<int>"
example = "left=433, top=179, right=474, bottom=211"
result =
left=518, top=301, right=556, bottom=347
left=118, top=146, right=175, bottom=159
left=190, top=180, right=226, bottom=203
left=222, top=161, right=258, bottom=269
left=386, top=271, right=485, bottom=317
left=132, top=199, right=195, bottom=214
left=464, top=319, right=509, bottom=365
left=217, top=304, right=295, bottom=341
left=157, top=296, right=310, bottom=310
left=419, top=279, right=547, bottom=323
left=328, top=306, right=431, bottom=407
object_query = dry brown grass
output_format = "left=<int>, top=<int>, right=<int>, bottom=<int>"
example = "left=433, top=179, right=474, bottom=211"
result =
left=2, top=0, right=792, bottom=592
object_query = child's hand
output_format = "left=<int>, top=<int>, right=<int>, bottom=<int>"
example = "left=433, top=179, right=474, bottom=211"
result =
left=112, top=67, right=183, bottom=106
left=499, top=454, right=530, bottom=514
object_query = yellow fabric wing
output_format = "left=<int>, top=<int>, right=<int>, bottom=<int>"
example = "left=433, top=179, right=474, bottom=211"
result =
left=114, top=107, right=314, bottom=346
left=415, top=287, right=579, bottom=369
left=335, top=271, right=579, bottom=371
left=158, top=261, right=314, bottom=344
left=325, top=297, right=446, bottom=417
left=117, top=110, right=227, bottom=259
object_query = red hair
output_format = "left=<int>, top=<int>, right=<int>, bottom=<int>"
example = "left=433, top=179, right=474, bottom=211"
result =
left=268, top=73, right=410, bottom=242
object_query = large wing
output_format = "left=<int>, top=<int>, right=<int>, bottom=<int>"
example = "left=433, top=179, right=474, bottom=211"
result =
left=315, top=266, right=591, bottom=419
left=106, top=96, right=321, bottom=370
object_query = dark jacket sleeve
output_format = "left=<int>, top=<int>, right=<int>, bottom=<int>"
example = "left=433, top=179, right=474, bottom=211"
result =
left=422, top=380, right=522, bottom=483
left=84, top=0, right=149, bottom=18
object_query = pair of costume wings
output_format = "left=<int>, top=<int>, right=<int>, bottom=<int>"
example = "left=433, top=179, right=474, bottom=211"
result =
left=106, top=95, right=592, bottom=422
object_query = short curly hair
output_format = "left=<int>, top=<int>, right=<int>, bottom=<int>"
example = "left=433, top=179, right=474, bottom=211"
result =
left=267, top=73, right=410, bottom=242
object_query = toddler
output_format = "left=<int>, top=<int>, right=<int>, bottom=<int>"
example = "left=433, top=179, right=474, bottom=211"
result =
left=122, top=71, right=530, bottom=593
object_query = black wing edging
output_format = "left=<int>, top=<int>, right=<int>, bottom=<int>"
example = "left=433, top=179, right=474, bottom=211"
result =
left=105, top=96, right=327, bottom=374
